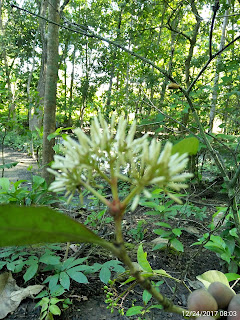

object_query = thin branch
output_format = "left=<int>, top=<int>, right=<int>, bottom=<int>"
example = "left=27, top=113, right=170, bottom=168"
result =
left=60, top=0, right=71, bottom=13
left=165, top=24, right=192, bottom=43
left=187, top=33, right=240, bottom=93
left=209, top=0, right=220, bottom=59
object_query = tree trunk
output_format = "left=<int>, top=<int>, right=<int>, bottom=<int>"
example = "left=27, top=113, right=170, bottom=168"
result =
left=181, top=2, right=201, bottom=127
left=68, top=45, right=76, bottom=126
left=0, top=0, right=16, bottom=122
left=208, top=4, right=229, bottom=133
left=42, top=0, right=60, bottom=184
left=105, top=9, right=122, bottom=114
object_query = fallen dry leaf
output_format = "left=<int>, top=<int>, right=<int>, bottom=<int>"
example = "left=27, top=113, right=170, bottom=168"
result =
left=0, top=272, right=44, bottom=319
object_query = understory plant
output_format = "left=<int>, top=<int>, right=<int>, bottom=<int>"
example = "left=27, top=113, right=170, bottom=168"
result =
left=0, top=114, right=199, bottom=318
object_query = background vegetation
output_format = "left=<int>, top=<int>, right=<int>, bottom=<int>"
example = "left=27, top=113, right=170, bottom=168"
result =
left=1, top=0, right=240, bottom=319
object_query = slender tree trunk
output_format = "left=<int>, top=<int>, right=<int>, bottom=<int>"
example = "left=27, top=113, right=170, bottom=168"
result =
left=68, top=45, right=76, bottom=126
left=182, top=1, right=201, bottom=126
left=105, top=9, right=122, bottom=113
left=42, top=0, right=60, bottom=184
left=29, top=0, right=47, bottom=132
left=208, top=4, right=229, bottom=133
left=0, top=0, right=16, bottom=121
left=160, top=17, right=178, bottom=103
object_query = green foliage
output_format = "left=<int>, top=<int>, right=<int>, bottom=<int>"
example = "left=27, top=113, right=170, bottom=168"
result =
left=42, top=256, right=91, bottom=294
left=0, top=176, right=57, bottom=205
left=104, top=244, right=172, bottom=317
left=194, top=234, right=233, bottom=264
left=153, top=222, right=184, bottom=252
left=0, top=162, right=18, bottom=169
left=98, top=260, right=125, bottom=284
left=128, top=219, right=147, bottom=241
left=36, top=295, right=72, bottom=320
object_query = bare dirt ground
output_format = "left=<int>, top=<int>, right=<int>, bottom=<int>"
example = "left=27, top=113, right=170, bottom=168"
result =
left=1, top=147, right=224, bottom=320
left=0, top=147, right=40, bottom=182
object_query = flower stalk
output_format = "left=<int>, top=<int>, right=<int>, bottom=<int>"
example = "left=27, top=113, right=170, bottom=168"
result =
left=48, top=114, right=193, bottom=317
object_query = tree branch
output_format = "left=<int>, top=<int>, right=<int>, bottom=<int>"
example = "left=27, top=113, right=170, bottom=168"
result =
left=187, top=33, right=240, bottom=93
left=209, top=0, right=220, bottom=59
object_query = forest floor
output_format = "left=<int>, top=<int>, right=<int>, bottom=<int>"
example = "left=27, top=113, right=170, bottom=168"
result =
left=0, top=147, right=228, bottom=320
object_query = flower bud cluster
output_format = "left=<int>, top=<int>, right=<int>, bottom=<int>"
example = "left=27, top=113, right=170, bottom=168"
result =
left=48, top=115, right=192, bottom=206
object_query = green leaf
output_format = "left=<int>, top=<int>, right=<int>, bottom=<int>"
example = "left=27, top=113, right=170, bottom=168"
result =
left=142, top=290, right=152, bottom=304
left=172, top=137, right=199, bottom=156
left=170, top=238, right=184, bottom=252
left=48, top=274, right=60, bottom=292
left=225, top=273, right=240, bottom=282
left=229, top=228, right=238, bottom=237
left=137, top=244, right=152, bottom=273
left=50, top=298, right=63, bottom=305
left=153, top=229, right=172, bottom=238
left=23, top=261, right=38, bottom=282
left=99, top=265, right=111, bottom=284
left=49, top=304, right=61, bottom=316
left=62, top=257, right=87, bottom=270
left=0, top=162, right=18, bottom=169
left=0, top=178, right=10, bottom=191
left=154, top=222, right=171, bottom=228
left=126, top=306, right=143, bottom=316
left=32, top=175, right=45, bottom=189
left=149, top=304, right=163, bottom=310
left=40, top=254, right=61, bottom=265
left=67, top=270, right=88, bottom=284
left=0, top=205, right=108, bottom=247
left=59, top=272, right=70, bottom=290
left=172, top=228, right=182, bottom=236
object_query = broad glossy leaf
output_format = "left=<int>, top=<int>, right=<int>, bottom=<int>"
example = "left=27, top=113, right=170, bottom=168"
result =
left=0, top=205, right=107, bottom=247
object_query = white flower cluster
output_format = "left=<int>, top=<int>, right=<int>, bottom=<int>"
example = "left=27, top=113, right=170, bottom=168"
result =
left=48, top=115, right=192, bottom=206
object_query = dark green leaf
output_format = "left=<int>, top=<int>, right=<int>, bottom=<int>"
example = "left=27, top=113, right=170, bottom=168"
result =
left=67, top=270, right=88, bottom=284
left=99, top=265, right=111, bottom=284
left=170, top=238, right=184, bottom=252
left=0, top=205, right=107, bottom=247
left=23, top=261, right=38, bottom=282
left=40, top=254, right=61, bottom=265
left=59, top=272, right=70, bottom=290
left=0, top=162, right=18, bottom=169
